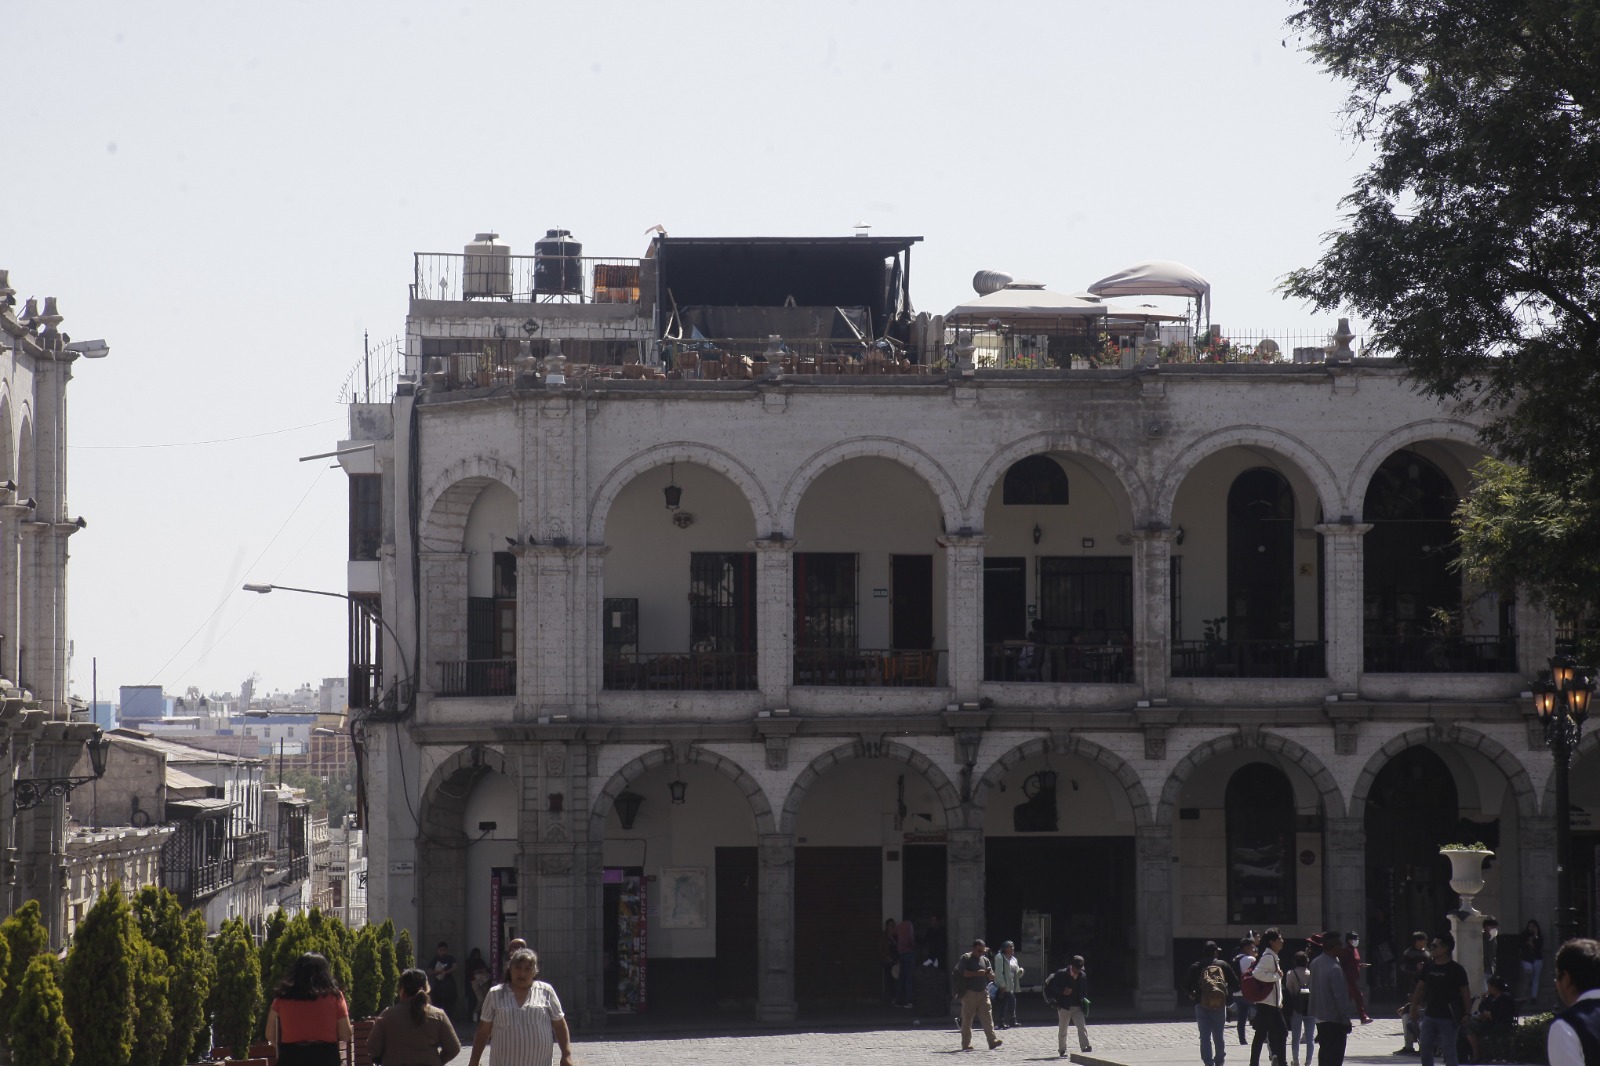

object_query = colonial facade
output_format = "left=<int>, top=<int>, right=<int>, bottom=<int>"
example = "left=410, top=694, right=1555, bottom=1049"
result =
left=341, top=234, right=1588, bottom=1025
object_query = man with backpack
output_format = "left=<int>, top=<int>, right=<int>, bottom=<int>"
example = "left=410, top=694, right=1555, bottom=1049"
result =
left=954, top=938, right=1002, bottom=1052
left=1043, top=955, right=1092, bottom=1058
left=1187, top=941, right=1241, bottom=1066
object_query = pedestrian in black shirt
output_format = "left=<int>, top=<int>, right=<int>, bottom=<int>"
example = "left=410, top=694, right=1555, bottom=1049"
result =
left=1407, top=933, right=1471, bottom=1066
left=1395, top=932, right=1430, bottom=1054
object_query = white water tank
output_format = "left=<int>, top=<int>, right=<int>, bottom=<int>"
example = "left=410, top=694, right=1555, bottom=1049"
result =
left=464, top=232, right=512, bottom=299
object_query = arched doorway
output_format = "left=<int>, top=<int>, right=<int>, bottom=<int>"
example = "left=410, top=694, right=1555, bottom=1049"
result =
left=1227, top=469, right=1296, bottom=641
left=1364, top=747, right=1460, bottom=959
left=1224, top=764, right=1298, bottom=924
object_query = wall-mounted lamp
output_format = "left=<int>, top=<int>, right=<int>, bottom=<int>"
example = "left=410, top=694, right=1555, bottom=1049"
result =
left=478, top=820, right=497, bottom=833
left=13, top=729, right=112, bottom=811
left=664, top=462, right=683, bottom=511
left=1032, top=523, right=1042, bottom=545
left=614, top=790, right=644, bottom=829
left=955, top=730, right=982, bottom=768
left=1081, top=537, right=1095, bottom=550
left=1174, top=525, right=1185, bottom=546
left=668, top=778, right=688, bottom=805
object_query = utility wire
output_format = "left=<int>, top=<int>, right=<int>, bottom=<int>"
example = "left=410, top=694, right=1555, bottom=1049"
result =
left=71, top=417, right=341, bottom=450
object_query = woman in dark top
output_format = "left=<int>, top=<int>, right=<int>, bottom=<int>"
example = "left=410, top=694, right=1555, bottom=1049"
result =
left=1522, top=920, right=1545, bottom=1006
left=266, top=952, right=353, bottom=1066
left=368, top=968, right=462, bottom=1066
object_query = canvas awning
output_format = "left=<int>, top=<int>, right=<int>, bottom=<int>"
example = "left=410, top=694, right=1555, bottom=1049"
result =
left=1086, top=260, right=1211, bottom=322
left=947, top=282, right=1109, bottom=322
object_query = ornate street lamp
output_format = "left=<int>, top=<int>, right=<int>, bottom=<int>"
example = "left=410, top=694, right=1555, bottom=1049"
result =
left=13, top=729, right=112, bottom=811
left=1535, top=654, right=1594, bottom=943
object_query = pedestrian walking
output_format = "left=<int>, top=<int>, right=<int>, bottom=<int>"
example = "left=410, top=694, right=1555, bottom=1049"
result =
left=1309, top=931, right=1355, bottom=1066
left=1522, top=920, right=1546, bottom=1008
left=955, top=938, right=1002, bottom=1051
left=1407, top=933, right=1471, bottom=1066
left=467, top=948, right=573, bottom=1066
left=265, top=952, right=353, bottom=1066
left=1249, top=928, right=1288, bottom=1066
left=1284, top=950, right=1315, bottom=1066
left=1044, top=955, right=1091, bottom=1057
left=882, top=919, right=900, bottom=1003
left=367, top=968, right=462, bottom=1066
left=895, top=915, right=918, bottom=1008
left=1342, top=931, right=1372, bottom=1024
left=993, top=940, right=1024, bottom=1029
left=1236, top=937, right=1260, bottom=1046
left=1185, top=940, right=1239, bottom=1066
left=429, top=941, right=460, bottom=1022
left=1548, top=937, right=1600, bottom=1066
left=1396, top=931, right=1430, bottom=1053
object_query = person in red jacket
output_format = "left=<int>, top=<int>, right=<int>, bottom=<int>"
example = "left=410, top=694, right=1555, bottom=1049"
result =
left=1340, top=932, right=1372, bottom=1024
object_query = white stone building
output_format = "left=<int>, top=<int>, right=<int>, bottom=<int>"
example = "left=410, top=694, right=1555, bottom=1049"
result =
left=336, top=233, right=1597, bottom=1025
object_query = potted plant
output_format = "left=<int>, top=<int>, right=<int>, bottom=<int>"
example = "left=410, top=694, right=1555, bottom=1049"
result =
left=1439, top=842, right=1494, bottom=909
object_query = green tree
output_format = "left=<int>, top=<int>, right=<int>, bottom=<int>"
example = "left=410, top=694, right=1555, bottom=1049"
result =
left=62, top=884, right=138, bottom=1066
left=1284, top=2, right=1600, bottom=560
left=133, top=886, right=211, bottom=1066
left=395, top=928, right=415, bottom=972
left=1, top=898, right=50, bottom=1031
left=209, top=917, right=261, bottom=1059
left=184, top=911, right=217, bottom=1062
left=349, top=927, right=382, bottom=1019
left=128, top=935, right=172, bottom=1066
left=10, top=955, right=72, bottom=1066
left=376, top=918, right=399, bottom=1009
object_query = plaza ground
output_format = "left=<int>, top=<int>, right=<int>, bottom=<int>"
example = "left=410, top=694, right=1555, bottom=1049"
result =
left=478, top=1014, right=1416, bottom=1065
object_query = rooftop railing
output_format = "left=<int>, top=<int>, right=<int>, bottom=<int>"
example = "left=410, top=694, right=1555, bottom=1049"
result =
left=413, top=253, right=644, bottom=305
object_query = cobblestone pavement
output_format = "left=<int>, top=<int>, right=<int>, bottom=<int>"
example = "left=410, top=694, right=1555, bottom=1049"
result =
left=479, top=1016, right=1414, bottom=1065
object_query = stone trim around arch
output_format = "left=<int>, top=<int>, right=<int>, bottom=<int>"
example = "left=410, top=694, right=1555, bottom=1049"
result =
left=966, top=433, right=1151, bottom=529
left=778, top=739, right=964, bottom=835
left=1154, top=425, right=1344, bottom=527
left=586, top=443, right=774, bottom=543
left=774, top=437, right=965, bottom=537
left=418, top=744, right=519, bottom=843
left=419, top=456, right=521, bottom=550
left=970, top=733, right=1155, bottom=829
left=587, top=744, right=778, bottom=841
left=1344, top=418, right=1489, bottom=519
left=1349, top=724, right=1539, bottom=821
left=1155, top=729, right=1348, bottom=827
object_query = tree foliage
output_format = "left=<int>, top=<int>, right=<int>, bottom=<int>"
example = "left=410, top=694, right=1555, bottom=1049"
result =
left=134, top=886, right=210, bottom=1066
left=1, top=898, right=50, bottom=1031
left=128, top=935, right=173, bottom=1066
left=63, top=884, right=138, bottom=1066
left=209, top=917, right=261, bottom=1060
left=376, top=918, right=399, bottom=1009
left=10, top=956, right=72, bottom=1066
left=349, top=927, right=383, bottom=1019
left=1285, top=2, right=1600, bottom=520
left=395, top=928, right=415, bottom=973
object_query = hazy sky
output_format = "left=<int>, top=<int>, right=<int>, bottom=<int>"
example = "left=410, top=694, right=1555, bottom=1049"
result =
left=7, top=0, right=1369, bottom=702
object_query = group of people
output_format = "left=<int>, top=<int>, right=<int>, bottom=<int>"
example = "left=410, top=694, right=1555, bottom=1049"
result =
left=882, top=913, right=949, bottom=1007
left=262, top=938, right=574, bottom=1066
left=948, top=935, right=1092, bottom=1056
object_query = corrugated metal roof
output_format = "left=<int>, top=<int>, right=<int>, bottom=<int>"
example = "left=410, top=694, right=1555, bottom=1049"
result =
left=166, top=797, right=238, bottom=816
left=110, top=729, right=261, bottom=765
left=164, top=767, right=215, bottom=792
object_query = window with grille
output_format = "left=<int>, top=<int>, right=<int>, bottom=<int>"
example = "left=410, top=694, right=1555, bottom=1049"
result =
left=1037, top=557, right=1132, bottom=634
left=1002, top=455, right=1070, bottom=505
left=349, top=475, right=382, bottom=561
left=689, top=553, right=756, bottom=652
left=794, top=553, right=858, bottom=648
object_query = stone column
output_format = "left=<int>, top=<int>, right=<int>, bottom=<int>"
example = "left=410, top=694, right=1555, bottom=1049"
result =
left=521, top=545, right=584, bottom=717
left=1134, top=823, right=1175, bottom=1012
left=1324, top=816, right=1367, bottom=939
left=1132, top=529, right=1176, bottom=696
left=752, top=539, right=795, bottom=703
left=419, top=551, right=469, bottom=696
left=1519, top=816, right=1556, bottom=1009
left=937, top=535, right=986, bottom=702
left=0, top=508, right=22, bottom=682
left=582, top=550, right=608, bottom=705
left=757, top=832, right=797, bottom=1023
left=947, top=827, right=985, bottom=959
left=1315, top=523, right=1372, bottom=690
left=17, top=522, right=42, bottom=700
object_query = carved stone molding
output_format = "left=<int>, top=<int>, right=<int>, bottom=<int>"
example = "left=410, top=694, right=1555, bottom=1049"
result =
left=1334, top=720, right=1359, bottom=756
left=1143, top=726, right=1167, bottom=762
left=765, top=735, right=789, bottom=771
left=759, top=834, right=794, bottom=868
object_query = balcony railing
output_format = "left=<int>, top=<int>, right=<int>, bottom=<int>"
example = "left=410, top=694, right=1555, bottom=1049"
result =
left=984, top=643, right=1133, bottom=683
left=235, top=830, right=270, bottom=862
left=437, top=659, right=516, bottom=697
left=413, top=252, right=643, bottom=305
left=793, top=648, right=946, bottom=687
left=603, top=651, right=757, bottom=691
left=1172, top=639, right=1327, bottom=679
left=1363, top=634, right=1517, bottom=673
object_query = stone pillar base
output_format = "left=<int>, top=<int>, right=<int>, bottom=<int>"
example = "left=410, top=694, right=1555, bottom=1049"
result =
left=757, top=999, right=798, bottom=1024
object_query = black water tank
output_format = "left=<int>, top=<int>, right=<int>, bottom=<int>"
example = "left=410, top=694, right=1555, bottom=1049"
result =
left=534, top=228, right=583, bottom=296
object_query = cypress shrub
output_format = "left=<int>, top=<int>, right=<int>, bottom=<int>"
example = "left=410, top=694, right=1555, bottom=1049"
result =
left=10, top=955, right=72, bottom=1066
left=349, top=927, right=382, bottom=1019
left=376, top=921, right=399, bottom=1010
left=184, top=911, right=216, bottom=1063
left=209, top=917, right=260, bottom=1060
left=128, top=935, right=172, bottom=1066
left=133, top=886, right=209, bottom=1066
left=395, top=928, right=415, bottom=972
left=0, top=898, right=50, bottom=1031
left=63, top=884, right=137, bottom=1066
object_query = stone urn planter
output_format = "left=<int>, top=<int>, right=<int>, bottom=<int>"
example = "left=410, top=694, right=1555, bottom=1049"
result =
left=1441, top=846, right=1494, bottom=912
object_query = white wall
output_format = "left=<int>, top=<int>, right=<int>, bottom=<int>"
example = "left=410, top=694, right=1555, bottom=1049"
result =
left=464, top=482, right=519, bottom=597
left=463, top=770, right=518, bottom=959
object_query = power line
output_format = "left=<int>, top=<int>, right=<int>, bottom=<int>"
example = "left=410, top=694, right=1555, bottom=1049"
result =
left=71, top=417, right=341, bottom=450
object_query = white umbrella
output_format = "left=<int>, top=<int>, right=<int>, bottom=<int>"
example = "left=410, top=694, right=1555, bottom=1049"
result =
left=1086, top=259, right=1211, bottom=324
left=946, top=281, right=1108, bottom=322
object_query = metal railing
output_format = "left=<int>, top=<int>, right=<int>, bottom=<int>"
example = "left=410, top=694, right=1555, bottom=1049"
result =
left=1172, top=639, right=1327, bottom=678
left=602, top=651, right=758, bottom=691
left=235, top=830, right=270, bottom=862
left=793, top=648, right=946, bottom=687
left=983, top=643, right=1133, bottom=683
left=413, top=253, right=643, bottom=305
left=337, top=334, right=404, bottom=404
left=1363, top=634, right=1518, bottom=673
left=437, top=659, right=516, bottom=697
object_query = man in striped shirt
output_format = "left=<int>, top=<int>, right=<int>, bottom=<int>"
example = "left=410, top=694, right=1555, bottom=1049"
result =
left=467, top=948, right=573, bottom=1066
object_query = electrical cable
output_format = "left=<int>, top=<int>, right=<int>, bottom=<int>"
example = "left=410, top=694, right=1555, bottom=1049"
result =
left=71, top=417, right=342, bottom=450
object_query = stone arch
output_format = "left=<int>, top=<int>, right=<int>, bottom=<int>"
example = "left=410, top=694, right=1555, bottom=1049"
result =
left=1346, top=418, right=1488, bottom=518
left=775, top=437, right=964, bottom=536
left=587, top=443, right=773, bottom=543
left=0, top=392, right=14, bottom=485
left=419, top=457, right=520, bottom=551
left=967, top=432, right=1151, bottom=528
left=1156, top=729, right=1348, bottom=827
left=418, top=744, right=520, bottom=844
left=970, top=733, right=1155, bottom=828
left=779, top=739, right=964, bottom=834
left=1350, top=724, right=1538, bottom=821
left=1155, top=425, right=1343, bottom=527
left=588, top=743, right=777, bottom=840
left=15, top=408, right=32, bottom=498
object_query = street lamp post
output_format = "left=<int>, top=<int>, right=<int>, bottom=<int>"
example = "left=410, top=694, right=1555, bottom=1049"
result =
left=1535, top=654, right=1594, bottom=944
left=13, top=730, right=112, bottom=811
left=241, top=583, right=412, bottom=699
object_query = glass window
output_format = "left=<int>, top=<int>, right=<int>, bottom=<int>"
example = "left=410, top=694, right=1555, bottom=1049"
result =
left=349, top=475, right=382, bottom=561
left=795, top=553, right=857, bottom=648
left=689, top=553, right=756, bottom=653
left=1225, top=763, right=1297, bottom=924
left=1002, top=455, right=1070, bottom=506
